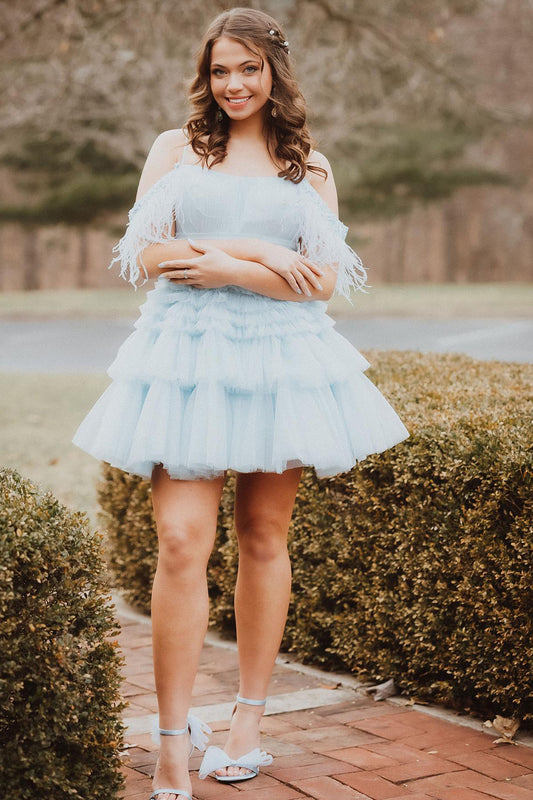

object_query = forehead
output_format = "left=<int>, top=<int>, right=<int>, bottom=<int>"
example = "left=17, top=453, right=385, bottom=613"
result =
left=210, top=35, right=263, bottom=66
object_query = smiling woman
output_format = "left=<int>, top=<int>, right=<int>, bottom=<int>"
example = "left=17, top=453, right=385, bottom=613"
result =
left=71, top=7, right=409, bottom=800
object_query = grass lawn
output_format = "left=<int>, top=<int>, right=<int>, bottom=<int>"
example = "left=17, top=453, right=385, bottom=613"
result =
left=1, top=373, right=109, bottom=529
left=0, top=283, right=532, bottom=319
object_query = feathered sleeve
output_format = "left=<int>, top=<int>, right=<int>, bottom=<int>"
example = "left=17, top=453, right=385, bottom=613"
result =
left=296, top=179, right=368, bottom=304
left=107, top=163, right=185, bottom=290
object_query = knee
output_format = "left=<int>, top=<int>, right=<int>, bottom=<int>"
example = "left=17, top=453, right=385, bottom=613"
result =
left=236, top=516, right=288, bottom=563
left=156, top=519, right=209, bottom=573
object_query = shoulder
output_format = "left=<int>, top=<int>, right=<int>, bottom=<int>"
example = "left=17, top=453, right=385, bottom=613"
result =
left=135, top=128, right=188, bottom=202
left=305, top=150, right=339, bottom=217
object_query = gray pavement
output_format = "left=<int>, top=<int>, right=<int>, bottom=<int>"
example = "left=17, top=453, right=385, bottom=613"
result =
left=0, top=316, right=531, bottom=373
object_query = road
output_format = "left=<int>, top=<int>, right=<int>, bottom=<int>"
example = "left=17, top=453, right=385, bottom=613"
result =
left=0, top=316, right=530, bottom=373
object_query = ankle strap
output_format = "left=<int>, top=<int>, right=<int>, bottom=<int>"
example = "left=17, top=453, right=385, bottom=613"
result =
left=158, top=725, right=188, bottom=735
left=236, top=694, right=267, bottom=706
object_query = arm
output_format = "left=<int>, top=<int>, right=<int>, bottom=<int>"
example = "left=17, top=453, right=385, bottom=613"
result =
left=132, top=131, right=295, bottom=281
left=140, top=237, right=273, bottom=281
left=226, top=257, right=337, bottom=302
left=220, top=151, right=342, bottom=302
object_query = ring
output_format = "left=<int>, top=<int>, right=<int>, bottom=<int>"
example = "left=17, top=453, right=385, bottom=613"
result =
left=183, top=269, right=188, bottom=279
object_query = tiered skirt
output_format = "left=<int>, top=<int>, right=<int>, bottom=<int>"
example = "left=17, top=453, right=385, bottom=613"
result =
left=72, top=279, right=409, bottom=480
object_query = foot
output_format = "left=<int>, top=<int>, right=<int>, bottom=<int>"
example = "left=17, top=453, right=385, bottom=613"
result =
left=152, top=732, right=193, bottom=800
left=215, top=701, right=264, bottom=779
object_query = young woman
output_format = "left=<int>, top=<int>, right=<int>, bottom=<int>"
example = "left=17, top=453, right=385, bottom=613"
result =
left=72, top=8, right=409, bottom=800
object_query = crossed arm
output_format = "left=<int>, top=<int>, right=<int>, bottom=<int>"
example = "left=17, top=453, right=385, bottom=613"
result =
left=140, top=237, right=336, bottom=303
left=133, top=129, right=339, bottom=303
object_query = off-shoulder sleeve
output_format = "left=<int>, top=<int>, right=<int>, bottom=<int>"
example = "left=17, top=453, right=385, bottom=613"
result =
left=295, top=179, right=368, bottom=304
left=107, top=163, right=185, bottom=290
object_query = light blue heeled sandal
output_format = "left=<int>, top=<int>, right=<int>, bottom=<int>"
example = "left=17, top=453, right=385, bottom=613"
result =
left=198, top=694, right=273, bottom=783
left=150, top=711, right=212, bottom=800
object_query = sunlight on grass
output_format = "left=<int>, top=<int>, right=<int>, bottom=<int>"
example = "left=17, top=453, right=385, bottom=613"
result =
left=0, top=283, right=531, bottom=320
left=0, top=373, right=110, bottom=529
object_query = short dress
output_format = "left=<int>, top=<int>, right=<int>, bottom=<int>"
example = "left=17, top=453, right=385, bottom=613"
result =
left=72, top=141, right=409, bottom=480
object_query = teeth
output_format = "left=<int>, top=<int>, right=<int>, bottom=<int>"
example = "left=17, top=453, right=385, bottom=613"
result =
left=227, top=97, right=250, bottom=104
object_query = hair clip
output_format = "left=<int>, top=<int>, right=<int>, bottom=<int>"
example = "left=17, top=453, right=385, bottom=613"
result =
left=268, top=28, right=290, bottom=53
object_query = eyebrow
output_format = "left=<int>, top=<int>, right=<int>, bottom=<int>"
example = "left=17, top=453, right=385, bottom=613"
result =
left=211, top=60, right=260, bottom=68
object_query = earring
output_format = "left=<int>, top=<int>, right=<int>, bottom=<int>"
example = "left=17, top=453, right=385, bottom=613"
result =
left=271, top=106, right=277, bottom=117
left=216, top=107, right=223, bottom=121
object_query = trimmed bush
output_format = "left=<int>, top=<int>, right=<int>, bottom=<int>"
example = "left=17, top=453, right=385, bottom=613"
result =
left=0, top=468, right=125, bottom=799
left=97, top=351, right=533, bottom=725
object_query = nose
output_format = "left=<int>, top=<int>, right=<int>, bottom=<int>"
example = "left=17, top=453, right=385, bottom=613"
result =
left=226, top=72, right=244, bottom=92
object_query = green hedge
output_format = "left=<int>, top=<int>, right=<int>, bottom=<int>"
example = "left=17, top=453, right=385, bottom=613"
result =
left=0, top=468, right=125, bottom=799
left=97, top=351, right=532, bottom=725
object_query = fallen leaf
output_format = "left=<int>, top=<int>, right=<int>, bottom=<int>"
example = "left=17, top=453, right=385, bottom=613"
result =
left=484, top=715, right=520, bottom=744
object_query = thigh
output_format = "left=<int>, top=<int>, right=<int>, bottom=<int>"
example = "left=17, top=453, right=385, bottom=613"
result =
left=151, top=464, right=227, bottom=551
left=234, top=467, right=303, bottom=534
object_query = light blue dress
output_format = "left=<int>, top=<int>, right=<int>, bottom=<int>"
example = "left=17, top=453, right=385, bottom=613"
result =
left=72, top=142, right=409, bottom=480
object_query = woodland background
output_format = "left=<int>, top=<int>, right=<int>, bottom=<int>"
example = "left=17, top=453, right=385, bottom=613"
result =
left=0, top=0, right=532, bottom=290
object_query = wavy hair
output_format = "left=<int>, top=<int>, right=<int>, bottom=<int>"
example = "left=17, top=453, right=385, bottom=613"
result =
left=183, top=7, right=327, bottom=184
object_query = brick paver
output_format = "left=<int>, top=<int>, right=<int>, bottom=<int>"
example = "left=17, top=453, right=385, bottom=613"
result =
left=116, top=613, right=533, bottom=800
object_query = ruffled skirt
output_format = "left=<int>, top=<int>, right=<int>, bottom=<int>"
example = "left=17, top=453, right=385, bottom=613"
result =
left=72, top=279, right=409, bottom=480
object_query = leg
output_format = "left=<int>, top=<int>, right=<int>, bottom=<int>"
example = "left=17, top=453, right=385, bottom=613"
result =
left=215, top=466, right=303, bottom=778
left=150, top=464, right=226, bottom=800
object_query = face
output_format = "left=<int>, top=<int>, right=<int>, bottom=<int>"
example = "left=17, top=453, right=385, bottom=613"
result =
left=210, top=36, right=273, bottom=120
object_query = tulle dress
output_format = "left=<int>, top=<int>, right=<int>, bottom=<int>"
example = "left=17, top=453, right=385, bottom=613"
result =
left=71, top=141, right=409, bottom=480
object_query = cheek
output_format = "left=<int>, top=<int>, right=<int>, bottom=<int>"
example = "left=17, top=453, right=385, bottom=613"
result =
left=254, top=75, right=271, bottom=96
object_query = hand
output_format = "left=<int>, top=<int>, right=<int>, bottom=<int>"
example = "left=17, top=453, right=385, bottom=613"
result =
left=157, top=240, right=237, bottom=289
left=257, top=242, right=324, bottom=296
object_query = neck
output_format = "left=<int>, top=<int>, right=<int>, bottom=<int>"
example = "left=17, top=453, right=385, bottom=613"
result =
left=228, top=109, right=268, bottom=142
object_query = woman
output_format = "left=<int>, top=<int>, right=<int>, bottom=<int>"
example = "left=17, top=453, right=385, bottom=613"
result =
left=72, top=8, right=409, bottom=800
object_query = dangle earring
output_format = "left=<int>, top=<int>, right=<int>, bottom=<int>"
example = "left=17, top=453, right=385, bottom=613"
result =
left=271, top=85, right=277, bottom=117
left=216, top=107, right=223, bottom=121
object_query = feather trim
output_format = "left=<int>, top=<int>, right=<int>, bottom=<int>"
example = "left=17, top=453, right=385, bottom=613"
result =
left=107, top=163, right=185, bottom=290
left=296, top=179, right=368, bottom=304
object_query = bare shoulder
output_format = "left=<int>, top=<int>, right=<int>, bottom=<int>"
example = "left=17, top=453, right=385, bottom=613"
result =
left=136, top=128, right=187, bottom=201
left=305, top=150, right=339, bottom=216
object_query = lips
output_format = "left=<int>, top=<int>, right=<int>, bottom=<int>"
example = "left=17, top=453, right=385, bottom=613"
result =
left=226, top=96, right=252, bottom=105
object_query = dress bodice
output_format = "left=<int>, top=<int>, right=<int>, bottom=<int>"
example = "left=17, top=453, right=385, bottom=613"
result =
left=111, top=150, right=367, bottom=302
left=174, top=163, right=303, bottom=250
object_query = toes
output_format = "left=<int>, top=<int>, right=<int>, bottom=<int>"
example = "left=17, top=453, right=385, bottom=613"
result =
left=215, top=767, right=229, bottom=777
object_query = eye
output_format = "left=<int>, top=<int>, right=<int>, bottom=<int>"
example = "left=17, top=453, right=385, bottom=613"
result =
left=244, top=66, right=257, bottom=73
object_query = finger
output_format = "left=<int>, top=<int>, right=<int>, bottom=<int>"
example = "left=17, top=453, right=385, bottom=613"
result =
left=298, top=265, right=323, bottom=291
left=162, top=269, right=193, bottom=280
left=302, top=258, right=325, bottom=277
left=293, top=270, right=312, bottom=296
left=282, top=272, right=302, bottom=294
left=187, top=237, right=207, bottom=251
left=158, top=257, right=200, bottom=267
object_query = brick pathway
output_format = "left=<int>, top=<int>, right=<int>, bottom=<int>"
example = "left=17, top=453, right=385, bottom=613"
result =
left=116, top=610, right=533, bottom=800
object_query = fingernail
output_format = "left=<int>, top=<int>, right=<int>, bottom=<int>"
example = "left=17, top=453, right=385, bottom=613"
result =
left=296, top=287, right=302, bottom=294
left=158, top=262, right=167, bottom=268
left=187, top=237, right=197, bottom=245
left=318, top=270, right=325, bottom=276
left=317, top=283, right=323, bottom=290
left=305, top=289, right=311, bottom=296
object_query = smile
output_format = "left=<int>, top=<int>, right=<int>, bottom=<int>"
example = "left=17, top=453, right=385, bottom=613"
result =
left=226, top=96, right=252, bottom=105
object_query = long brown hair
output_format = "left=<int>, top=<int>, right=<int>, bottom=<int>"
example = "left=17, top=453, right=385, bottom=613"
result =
left=183, top=7, right=327, bottom=184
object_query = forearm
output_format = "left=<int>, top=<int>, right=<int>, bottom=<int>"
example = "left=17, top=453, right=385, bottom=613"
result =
left=227, top=259, right=334, bottom=303
left=140, top=237, right=267, bottom=280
